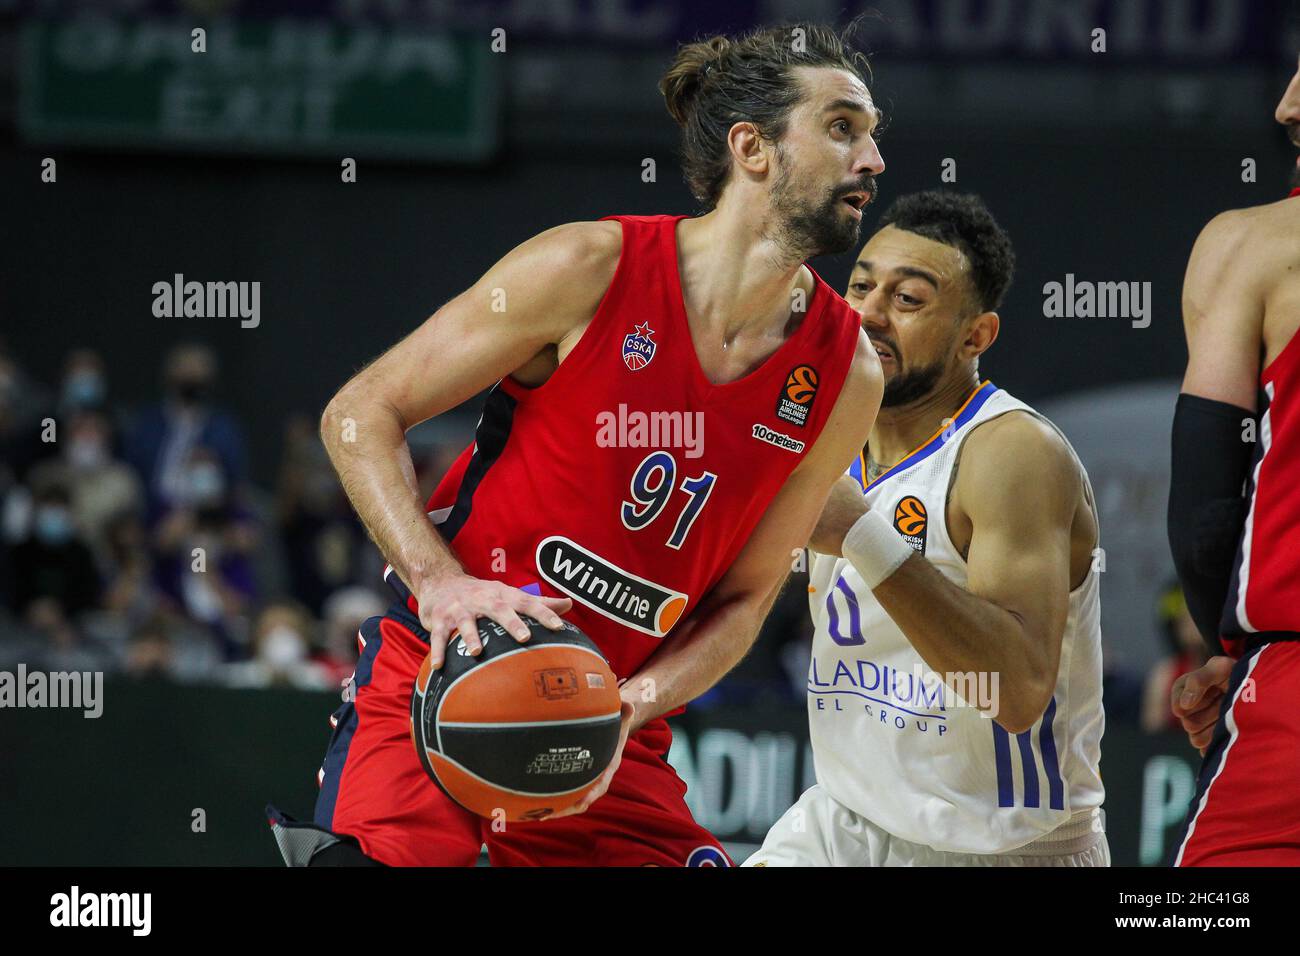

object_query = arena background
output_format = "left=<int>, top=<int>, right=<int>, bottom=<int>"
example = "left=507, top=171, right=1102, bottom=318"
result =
left=1, top=0, right=1297, bottom=866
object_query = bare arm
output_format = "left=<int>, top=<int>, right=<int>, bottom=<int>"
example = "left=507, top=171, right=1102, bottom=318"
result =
left=622, top=331, right=883, bottom=730
left=809, top=473, right=869, bottom=555
left=320, top=221, right=621, bottom=665
left=824, top=413, right=1082, bottom=733
left=1169, top=212, right=1264, bottom=643
left=879, top=415, right=1078, bottom=732
left=1180, top=211, right=1265, bottom=408
left=1163, top=212, right=1265, bottom=748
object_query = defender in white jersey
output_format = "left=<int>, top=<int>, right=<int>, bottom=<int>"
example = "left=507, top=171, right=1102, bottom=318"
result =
left=748, top=192, right=1108, bottom=866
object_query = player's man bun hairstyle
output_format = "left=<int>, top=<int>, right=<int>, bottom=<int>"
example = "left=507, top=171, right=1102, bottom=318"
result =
left=659, top=21, right=873, bottom=211
left=876, top=191, right=1017, bottom=314
left=660, top=35, right=734, bottom=128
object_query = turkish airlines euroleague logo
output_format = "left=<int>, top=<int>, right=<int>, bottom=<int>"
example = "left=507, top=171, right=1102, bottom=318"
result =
left=776, top=365, right=818, bottom=426
left=893, top=496, right=928, bottom=554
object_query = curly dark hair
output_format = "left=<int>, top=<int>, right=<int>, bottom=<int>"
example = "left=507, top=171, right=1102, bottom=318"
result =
left=876, top=191, right=1016, bottom=313
left=659, top=21, right=873, bottom=211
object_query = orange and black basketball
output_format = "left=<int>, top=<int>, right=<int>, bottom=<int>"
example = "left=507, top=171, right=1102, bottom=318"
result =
left=410, top=616, right=622, bottom=822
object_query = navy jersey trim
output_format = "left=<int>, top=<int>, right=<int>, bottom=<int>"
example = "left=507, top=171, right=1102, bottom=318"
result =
left=440, top=382, right=519, bottom=543
left=314, top=614, right=386, bottom=829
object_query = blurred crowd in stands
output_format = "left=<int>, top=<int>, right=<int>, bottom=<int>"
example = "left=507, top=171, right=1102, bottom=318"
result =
left=0, top=337, right=1181, bottom=724
left=0, top=340, right=395, bottom=692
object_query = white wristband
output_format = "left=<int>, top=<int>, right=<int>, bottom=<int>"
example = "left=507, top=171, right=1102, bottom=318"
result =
left=842, top=510, right=914, bottom=590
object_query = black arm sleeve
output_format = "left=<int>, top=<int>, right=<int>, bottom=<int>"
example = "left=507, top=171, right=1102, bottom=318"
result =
left=1167, top=393, right=1257, bottom=651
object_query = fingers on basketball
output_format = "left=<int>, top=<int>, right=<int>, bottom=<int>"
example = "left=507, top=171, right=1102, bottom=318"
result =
left=494, top=603, right=530, bottom=641
left=534, top=595, right=574, bottom=624
left=427, top=633, right=449, bottom=669
left=523, top=598, right=565, bottom=629
left=455, top=611, right=481, bottom=655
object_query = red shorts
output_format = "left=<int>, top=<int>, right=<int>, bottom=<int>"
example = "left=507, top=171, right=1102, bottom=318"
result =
left=1175, top=640, right=1300, bottom=866
left=313, top=609, right=731, bottom=867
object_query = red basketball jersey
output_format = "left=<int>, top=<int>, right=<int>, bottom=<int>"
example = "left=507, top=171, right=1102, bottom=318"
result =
left=383, top=214, right=862, bottom=684
left=1221, top=305, right=1300, bottom=655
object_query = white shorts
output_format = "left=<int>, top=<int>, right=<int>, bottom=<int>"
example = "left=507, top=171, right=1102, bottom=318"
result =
left=744, top=785, right=1110, bottom=867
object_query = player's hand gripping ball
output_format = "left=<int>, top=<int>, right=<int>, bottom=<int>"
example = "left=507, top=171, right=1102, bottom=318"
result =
left=410, top=615, right=622, bottom=821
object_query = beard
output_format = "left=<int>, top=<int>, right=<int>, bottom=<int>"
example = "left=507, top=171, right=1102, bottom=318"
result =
left=767, top=153, right=876, bottom=260
left=881, top=358, right=946, bottom=408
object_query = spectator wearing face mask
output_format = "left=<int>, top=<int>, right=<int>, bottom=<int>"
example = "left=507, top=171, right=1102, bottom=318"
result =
left=224, top=601, right=332, bottom=691
left=59, top=350, right=108, bottom=413
left=100, top=510, right=158, bottom=627
left=152, top=445, right=258, bottom=659
left=0, top=346, right=58, bottom=489
left=277, top=415, right=368, bottom=615
left=57, top=349, right=134, bottom=459
left=123, top=344, right=248, bottom=526
left=28, top=410, right=143, bottom=569
left=9, top=482, right=102, bottom=620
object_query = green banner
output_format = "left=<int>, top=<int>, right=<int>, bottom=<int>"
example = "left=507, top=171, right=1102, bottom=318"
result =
left=19, top=15, right=499, bottom=161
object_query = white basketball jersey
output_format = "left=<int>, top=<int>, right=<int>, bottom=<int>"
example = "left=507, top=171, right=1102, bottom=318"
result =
left=807, top=382, right=1105, bottom=855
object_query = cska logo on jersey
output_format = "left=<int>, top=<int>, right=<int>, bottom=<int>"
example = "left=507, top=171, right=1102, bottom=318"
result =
left=622, top=322, right=656, bottom=371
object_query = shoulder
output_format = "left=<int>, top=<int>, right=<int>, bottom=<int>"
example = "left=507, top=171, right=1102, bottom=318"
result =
left=473, top=221, right=623, bottom=336
left=554, top=218, right=624, bottom=256
left=1191, top=205, right=1255, bottom=251
left=1188, top=201, right=1296, bottom=281
left=959, top=409, right=1079, bottom=496
left=505, top=220, right=623, bottom=285
left=1181, top=205, right=1287, bottom=352
left=797, top=329, right=881, bottom=474
left=839, top=328, right=885, bottom=408
left=963, top=408, right=1073, bottom=465
left=1245, top=197, right=1300, bottom=260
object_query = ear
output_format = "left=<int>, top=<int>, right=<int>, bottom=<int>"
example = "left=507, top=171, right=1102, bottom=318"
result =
left=726, top=121, right=769, bottom=176
left=962, top=311, right=1000, bottom=359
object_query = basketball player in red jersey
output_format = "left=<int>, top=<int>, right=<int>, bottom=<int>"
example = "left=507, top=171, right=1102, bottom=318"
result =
left=1167, top=52, right=1300, bottom=866
left=266, top=23, right=885, bottom=867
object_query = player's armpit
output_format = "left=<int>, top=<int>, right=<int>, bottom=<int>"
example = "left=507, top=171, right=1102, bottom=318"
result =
left=1180, top=210, right=1265, bottom=411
